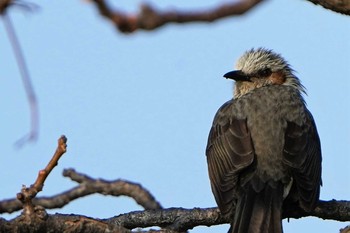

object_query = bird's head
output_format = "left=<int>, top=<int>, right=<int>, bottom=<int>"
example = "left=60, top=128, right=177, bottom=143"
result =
left=224, top=48, right=305, bottom=98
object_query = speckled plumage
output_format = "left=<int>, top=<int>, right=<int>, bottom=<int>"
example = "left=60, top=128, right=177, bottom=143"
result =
left=206, top=48, right=322, bottom=233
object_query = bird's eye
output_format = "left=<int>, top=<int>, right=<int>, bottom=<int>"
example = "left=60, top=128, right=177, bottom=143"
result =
left=258, top=68, right=272, bottom=77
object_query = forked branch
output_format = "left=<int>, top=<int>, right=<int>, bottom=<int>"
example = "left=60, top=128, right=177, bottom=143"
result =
left=16, top=136, right=67, bottom=217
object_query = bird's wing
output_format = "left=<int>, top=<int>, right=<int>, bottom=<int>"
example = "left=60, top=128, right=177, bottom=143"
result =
left=283, top=109, right=322, bottom=211
left=206, top=101, right=255, bottom=216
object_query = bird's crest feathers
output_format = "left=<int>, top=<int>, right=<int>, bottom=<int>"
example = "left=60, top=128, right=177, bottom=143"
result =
left=233, top=48, right=306, bottom=98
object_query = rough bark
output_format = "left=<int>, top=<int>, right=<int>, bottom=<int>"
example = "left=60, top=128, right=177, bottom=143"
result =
left=0, top=201, right=349, bottom=233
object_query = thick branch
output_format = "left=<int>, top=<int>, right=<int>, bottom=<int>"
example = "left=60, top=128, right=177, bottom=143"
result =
left=1, top=167, right=349, bottom=231
left=1, top=166, right=349, bottom=226
left=307, top=0, right=350, bottom=15
left=1, top=202, right=349, bottom=232
left=0, top=214, right=131, bottom=233
left=107, top=207, right=225, bottom=231
left=107, top=201, right=350, bottom=231
left=283, top=199, right=350, bottom=221
left=90, top=0, right=264, bottom=33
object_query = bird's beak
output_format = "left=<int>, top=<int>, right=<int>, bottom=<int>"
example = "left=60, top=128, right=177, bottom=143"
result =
left=223, top=70, right=251, bottom=82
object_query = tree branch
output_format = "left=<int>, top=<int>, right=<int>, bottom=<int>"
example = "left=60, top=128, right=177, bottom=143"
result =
left=306, top=0, right=350, bottom=15
left=1, top=202, right=349, bottom=232
left=107, top=207, right=226, bottom=231
left=88, top=0, right=350, bottom=34
left=283, top=199, right=350, bottom=221
left=16, top=136, right=67, bottom=218
left=0, top=168, right=162, bottom=214
left=89, top=0, right=265, bottom=33
left=1, top=0, right=40, bottom=147
left=106, top=201, right=350, bottom=231
left=0, top=161, right=349, bottom=231
left=0, top=214, right=131, bottom=233
left=61, top=168, right=162, bottom=210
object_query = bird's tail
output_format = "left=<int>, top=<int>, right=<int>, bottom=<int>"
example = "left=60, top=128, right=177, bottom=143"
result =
left=229, top=182, right=284, bottom=233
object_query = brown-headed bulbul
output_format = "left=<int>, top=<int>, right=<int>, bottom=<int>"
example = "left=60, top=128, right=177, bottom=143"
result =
left=206, top=48, right=322, bottom=233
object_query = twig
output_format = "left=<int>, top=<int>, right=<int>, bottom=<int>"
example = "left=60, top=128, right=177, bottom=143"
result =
left=89, top=0, right=264, bottom=33
left=1, top=7, right=39, bottom=147
left=16, top=135, right=67, bottom=216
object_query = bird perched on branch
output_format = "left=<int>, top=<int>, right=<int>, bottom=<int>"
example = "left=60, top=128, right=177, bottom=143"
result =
left=206, top=48, right=322, bottom=233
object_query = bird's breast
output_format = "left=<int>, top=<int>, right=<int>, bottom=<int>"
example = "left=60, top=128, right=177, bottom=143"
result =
left=232, top=85, right=306, bottom=181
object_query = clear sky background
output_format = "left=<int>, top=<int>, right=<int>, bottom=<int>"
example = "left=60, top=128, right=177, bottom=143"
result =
left=1, top=1, right=350, bottom=232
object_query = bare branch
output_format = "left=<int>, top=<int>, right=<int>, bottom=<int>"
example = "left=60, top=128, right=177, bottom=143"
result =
left=106, top=201, right=350, bottom=231
left=16, top=136, right=67, bottom=217
left=33, top=136, right=67, bottom=190
left=87, top=0, right=350, bottom=34
left=107, top=207, right=225, bottom=231
left=0, top=168, right=161, bottom=214
left=307, top=0, right=350, bottom=15
left=2, top=198, right=349, bottom=231
left=89, top=0, right=265, bottom=33
left=283, top=199, right=350, bottom=221
left=0, top=161, right=349, bottom=230
left=1, top=202, right=349, bottom=232
left=0, top=213, right=131, bottom=233
left=1, top=5, right=39, bottom=146
left=62, top=168, right=163, bottom=210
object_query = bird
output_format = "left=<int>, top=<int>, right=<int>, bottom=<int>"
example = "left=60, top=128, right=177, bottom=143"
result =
left=206, top=48, right=322, bottom=233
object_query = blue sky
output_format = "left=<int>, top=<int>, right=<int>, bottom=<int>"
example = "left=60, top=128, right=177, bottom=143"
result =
left=1, top=1, right=349, bottom=232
